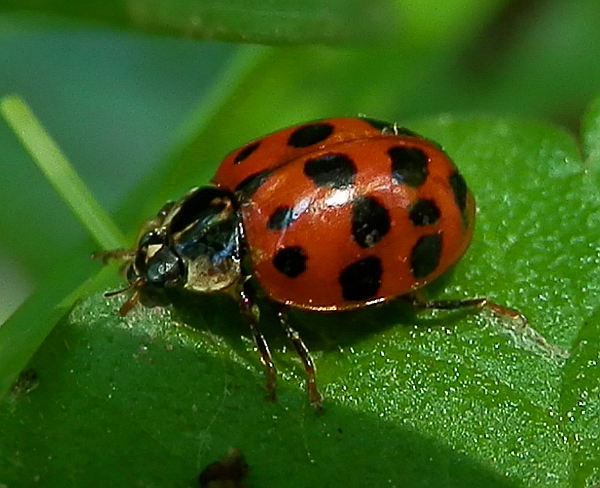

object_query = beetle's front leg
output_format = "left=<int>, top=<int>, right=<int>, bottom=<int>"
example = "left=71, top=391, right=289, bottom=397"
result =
left=238, top=282, right=277, bottom=401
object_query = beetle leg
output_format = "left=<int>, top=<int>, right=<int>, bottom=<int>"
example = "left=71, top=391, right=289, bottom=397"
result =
left=407, top=292, right=569, bottom=359
left=238, top=284, right=277, bottom=401
left=277, top=307, right=323, bottom=411
left=408, top=293, right=527, bottom=325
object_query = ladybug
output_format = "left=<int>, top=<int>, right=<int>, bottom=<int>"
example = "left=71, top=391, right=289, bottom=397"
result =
left=96, top=117, right=523, bottom=409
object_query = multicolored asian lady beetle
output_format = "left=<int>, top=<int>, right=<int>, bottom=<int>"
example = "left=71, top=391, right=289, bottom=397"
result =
left=95, top=117, right=523, bottom=409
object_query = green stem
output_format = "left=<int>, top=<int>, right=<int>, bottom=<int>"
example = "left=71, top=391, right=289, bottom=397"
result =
left=0, top=95, right=126, bottom=250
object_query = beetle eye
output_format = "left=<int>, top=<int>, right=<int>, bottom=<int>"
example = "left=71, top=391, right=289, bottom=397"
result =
left=145, top=247, right=183, bottom=286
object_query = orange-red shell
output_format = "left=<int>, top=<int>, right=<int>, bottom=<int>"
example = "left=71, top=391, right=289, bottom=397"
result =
left=213, top=118, right=475, bottom=311
left=214, top=118, right=386, bottom=192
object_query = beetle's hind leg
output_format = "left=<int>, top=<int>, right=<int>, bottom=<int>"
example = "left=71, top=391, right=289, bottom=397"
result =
left=407, top=293, right=526, bottom=324
left=406, top=291, right=568, bottom=359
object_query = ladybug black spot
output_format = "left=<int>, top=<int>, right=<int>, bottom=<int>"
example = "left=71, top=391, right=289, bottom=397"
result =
left=304, top=154, right=357, bottom=189
left=409, top=199, right=440, bottom=227
left=233, top=141, right=260, bottom=164
left=351, top=196, right=391, bottom=248
left=273, top=247, right=307, bottom=278
left=267, top=206, right=297, bottom=231
left=339, top=256, right=382, bottom=301
left=235, top=170, right=271, bottom=198
left=288, top=123, right=334, bottom=148
left=410, top=234, right=442, bottom=279
left=449, top=171, right=468, bottom=214
left=389, top=146, right=429, bottom=188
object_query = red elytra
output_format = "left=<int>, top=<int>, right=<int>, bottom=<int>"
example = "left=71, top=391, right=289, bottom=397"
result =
left=214, top=117, right=386, bottom=190
left=213, top=118, right=475, bottom=310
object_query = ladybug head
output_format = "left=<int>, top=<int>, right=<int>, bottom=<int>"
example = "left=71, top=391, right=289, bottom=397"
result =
left=95, top=186, right=243, bottom=316
left=127, top=229, right=183, bottom=287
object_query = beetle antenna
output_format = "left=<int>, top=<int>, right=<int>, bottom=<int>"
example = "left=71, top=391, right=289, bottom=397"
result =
left=103, top=278, right=145, bottom=316
left=92, top=249, right=135, bottom=264
left=104, top=285, right=132, bottom=298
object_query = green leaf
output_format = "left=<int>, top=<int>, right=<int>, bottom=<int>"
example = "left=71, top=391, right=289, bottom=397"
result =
left=582, top=95, right=600, bottom=171
left=0, top=261, right=116, bottom=397
left=0, top=0, right=397, bottom=45
left=2, top=103, right=600, bottom=486
left=559, top=97, right=600, bottom=486
left=561, top=308, right=600, bottom=486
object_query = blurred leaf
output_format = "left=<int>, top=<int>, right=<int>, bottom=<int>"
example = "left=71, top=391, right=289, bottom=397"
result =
left=396, top=0, right=504, bottom=49
left=0, top=96, right=125, bottom=249
left=457, top=0, right=600, bottom=123
left=0, top=0, right=397, bottom=45
left=2, top=102, right=600, bottom=485
left=116, top=45, right=268, bottom=227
